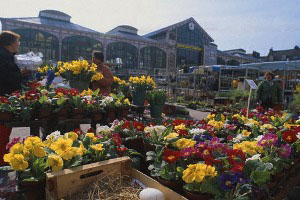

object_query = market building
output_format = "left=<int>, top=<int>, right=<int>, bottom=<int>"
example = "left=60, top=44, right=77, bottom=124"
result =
left=0, top=10, right=218, bottom=75
left=217, top=49, right=261, bottom=66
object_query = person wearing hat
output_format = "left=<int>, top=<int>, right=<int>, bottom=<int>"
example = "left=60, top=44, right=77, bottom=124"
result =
left=257, top=72, right=283, bottom=110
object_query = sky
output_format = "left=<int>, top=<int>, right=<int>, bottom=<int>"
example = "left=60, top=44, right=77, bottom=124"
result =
left=0, top=0, right=299, bottom=56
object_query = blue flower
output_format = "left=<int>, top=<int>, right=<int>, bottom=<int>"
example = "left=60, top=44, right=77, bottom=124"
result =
left=219, top=173, right=239, bottom=191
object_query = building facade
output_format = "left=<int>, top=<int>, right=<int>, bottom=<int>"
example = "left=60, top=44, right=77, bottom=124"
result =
left=264, top=46, right=300, bottom=62
left=217, top=49, right=260, bottom=66
left=0, top=10, right=218, bottom=75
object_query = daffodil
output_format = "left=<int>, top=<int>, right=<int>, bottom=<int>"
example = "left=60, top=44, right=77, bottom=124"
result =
left=164, top=132, right=179, bottom=140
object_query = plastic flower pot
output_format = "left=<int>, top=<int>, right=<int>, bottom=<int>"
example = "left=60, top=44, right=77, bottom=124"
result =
left=132, top=90, right=146, bottom=106
left=19, top=179, right=46, bottom=200
left=69, top=80, right=90, bottom=92
left=150, top=104, right=164, bottom=118
left=0, top=111, right=14, bottom=122
left=38, top=108, right=52, bottom=119
left=157, top=177, right=183, bottom=193
left=183, top=189, right=213, bottom=200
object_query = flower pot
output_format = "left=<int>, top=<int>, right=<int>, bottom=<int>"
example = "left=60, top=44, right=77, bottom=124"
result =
left=19, top=179, right=45, bottom=200
left=132, top=90, right=146, bottom=106
left=91, top=111, right=103, bottom=121
left=123, top=137, right=144, bottom=153
left=157, top=177, right=183, bottom=193
left=0, top=111, right=14, bottom=122
left=57, top=108, right=69, bottom=120
left=69, top=80, right=90, bottom=92
left=119, top=108, right=129, bottom=119
left=183, top=189, right=212, bottom=200
left=150, top=104, right=164, bottom=119
left=72, top=108, right=85, bottom=119
left=38, top=108, right=52, bottom=119
left=143, top=140, right=155, bottom=153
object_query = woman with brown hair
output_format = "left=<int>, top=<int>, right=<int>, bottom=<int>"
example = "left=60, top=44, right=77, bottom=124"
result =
left=0, top=31, right=27, bottom=166
left=90, top=51, right=113, bottom=96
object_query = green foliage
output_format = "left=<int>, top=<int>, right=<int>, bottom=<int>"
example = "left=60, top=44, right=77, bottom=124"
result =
left=146, top=89, right=167, bottom=105
left=289, top=93, right=300, bottom=113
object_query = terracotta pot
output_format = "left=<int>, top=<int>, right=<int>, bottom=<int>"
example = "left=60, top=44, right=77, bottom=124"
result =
left=19, top=179, right=45, bottom=200
left=38, top=108, right=51, bottom=119
left=157, top=177, right=183, bottom=192
left=0, top=111, right=14, bottom=122
left=183, top=189, right=212, bottom=200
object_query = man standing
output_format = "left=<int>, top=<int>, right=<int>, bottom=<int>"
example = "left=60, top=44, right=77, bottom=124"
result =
left=257, top=72, right=283, bottom=110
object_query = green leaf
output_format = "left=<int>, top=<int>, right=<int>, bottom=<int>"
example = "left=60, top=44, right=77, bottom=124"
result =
left=250, top=170, right=270, bottom=185
left=69, top=156, right=83, bottom=168
left=57, top=97, right=65, bottom=105
left=39, top=95, right=47, bottom=104
left=200, top=177, right=222, bottom=196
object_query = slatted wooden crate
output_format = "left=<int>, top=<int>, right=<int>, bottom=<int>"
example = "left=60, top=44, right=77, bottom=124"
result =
left=45, top=157, right=187, bottom=200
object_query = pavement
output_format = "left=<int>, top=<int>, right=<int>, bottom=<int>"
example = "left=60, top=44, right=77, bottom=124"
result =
left=10, top=109, right=210, bottom=142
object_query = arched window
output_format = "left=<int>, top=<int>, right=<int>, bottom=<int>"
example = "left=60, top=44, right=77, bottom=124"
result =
left=176, top=23, right=204, bottom=47
left=106, top=42, right=138, bottom=69
left=227, top=59, right=240, bottom=66
left=13, top=29, right=59, bottom=61
left=62, top=36, right=102, bottom=61
left=140, top=46, right=166, bottom=70
left=217, top=57, right=226, bottom=65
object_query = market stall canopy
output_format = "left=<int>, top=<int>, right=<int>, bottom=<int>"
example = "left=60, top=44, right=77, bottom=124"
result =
left=240, top=60, right=300, bottom=71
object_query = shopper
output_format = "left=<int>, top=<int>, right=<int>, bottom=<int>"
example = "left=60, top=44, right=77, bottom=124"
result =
left=90, top=51, right=113, bottom=95
left=257, top=72, right=283, bottom=110
left=0, top=31, right=27, bottom=166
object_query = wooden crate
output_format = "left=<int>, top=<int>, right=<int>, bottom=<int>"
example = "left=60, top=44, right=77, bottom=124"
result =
left=46, top=157, right=187, bottom=200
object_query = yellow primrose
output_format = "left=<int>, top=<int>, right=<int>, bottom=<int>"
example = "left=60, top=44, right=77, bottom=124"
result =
left=24, top=136, right=44, bottom=150
left=50, top=138, right=73, bottom=157
left=9, top=143, right=24, bottom=154
left=207, top=114, right=216, bottom=120
left=85, top=132, right=97, bottom=142
left=182, top=163, right=217, bottom=184
left=174, top=123, right=186, bottom=131
left=65, top=132, right=78, bottom=141
left=91, top=144, right=104, bottom=151
left=33, top=146, right=46, bottom=158
left=47, top=154, right=63, bottom=172
left=164, top=132, right=179, bottom=140
left=10, top=154, right=28, bottom=171
left=124, top=98, right=130, bottom=105
left=241, top=130, right=251, bottom=137
left=175, top=138, right=196, bottom=150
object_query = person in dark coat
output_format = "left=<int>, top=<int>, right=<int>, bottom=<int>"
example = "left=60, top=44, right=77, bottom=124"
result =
left=0, top=31, right=27, bottom=166
left=256, top=72, right=283, bottom=110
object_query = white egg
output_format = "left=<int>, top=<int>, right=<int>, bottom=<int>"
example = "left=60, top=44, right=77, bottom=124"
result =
left=139, top=188, right=165, bottom=200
